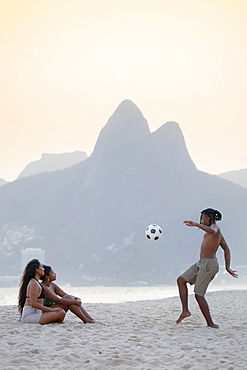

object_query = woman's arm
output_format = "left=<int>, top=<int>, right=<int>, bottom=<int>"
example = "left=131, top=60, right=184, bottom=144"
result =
left=42, top=285, right=64, bottom=304
left=53, top=283, right=81, bottom=302
left=52, top=283, right=68, bottom=298
left=28, top=281, right=54, bottom=312
left=43, top=284, right=81, bottom=305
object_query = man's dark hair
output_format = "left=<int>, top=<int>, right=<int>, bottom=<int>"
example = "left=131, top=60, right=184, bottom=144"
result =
left=201, top=208, right=222, bottom=225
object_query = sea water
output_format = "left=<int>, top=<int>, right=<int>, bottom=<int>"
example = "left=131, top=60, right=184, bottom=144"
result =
left=0, top=283, right=246, bottom=306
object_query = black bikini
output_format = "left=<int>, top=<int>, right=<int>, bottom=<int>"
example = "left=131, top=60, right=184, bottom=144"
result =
left=26, top=278, right=46, bottom=299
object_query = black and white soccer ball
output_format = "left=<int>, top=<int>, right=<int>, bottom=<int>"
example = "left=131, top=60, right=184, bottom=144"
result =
left=145, top=224, right=163, bottom=241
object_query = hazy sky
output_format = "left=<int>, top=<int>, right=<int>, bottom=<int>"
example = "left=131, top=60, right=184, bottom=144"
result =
left=1, top=0, right=247, bottom=181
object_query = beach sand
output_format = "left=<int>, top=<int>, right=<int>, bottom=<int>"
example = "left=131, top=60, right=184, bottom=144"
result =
left=0, top=290, right=246, bottom=370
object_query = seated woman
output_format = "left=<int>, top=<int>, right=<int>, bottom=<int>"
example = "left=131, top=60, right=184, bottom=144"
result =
left=40, top=265, right=95, bottom=324
left=18, top=259, right=66, bottom=325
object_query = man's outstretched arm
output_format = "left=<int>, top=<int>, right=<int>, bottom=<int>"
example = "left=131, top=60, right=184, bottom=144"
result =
left=183, top=220, right=217, bottom=234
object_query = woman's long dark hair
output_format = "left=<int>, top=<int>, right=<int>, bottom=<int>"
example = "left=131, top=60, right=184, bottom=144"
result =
left=40, top=265, right=52, bottom=283
left=18, top=259, right=41, bottom=314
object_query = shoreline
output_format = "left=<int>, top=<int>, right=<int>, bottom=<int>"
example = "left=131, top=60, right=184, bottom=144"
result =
left=1, top=290, right=246, bottom=369
left=0, top=287, right=246, bottom=307
left=0, top=284, right=246, bottom=306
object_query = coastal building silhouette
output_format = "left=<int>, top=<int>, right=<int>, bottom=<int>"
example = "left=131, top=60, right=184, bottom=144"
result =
left=21, top=248, right=45, bottom=273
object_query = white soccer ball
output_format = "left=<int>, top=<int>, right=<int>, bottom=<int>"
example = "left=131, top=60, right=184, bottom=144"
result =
left=145, top=224, right=163, bottom=241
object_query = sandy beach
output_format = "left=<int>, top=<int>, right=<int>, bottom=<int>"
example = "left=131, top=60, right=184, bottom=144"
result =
left=0, top=290, right=246, bottom=370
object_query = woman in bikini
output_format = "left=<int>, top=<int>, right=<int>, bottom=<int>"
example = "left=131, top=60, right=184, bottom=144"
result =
left=40, top=265, right=95, bottom=324
left=18, top=259, right=66, bottom=324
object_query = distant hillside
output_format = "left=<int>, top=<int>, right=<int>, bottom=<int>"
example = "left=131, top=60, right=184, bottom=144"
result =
left=218, top=169, right=247, bottom=188
left=18, top=151, right=87, bottom=179
left=0, top=178, right=7, bottom=187
left=0, top=100, right=246, bottom=285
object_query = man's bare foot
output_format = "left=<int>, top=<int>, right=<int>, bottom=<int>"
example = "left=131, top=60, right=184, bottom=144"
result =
left=176, top=311, right=191, bottom=324
left=207, top=323, right=219, bottom=329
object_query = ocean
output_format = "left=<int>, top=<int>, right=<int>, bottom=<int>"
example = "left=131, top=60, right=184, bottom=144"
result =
left=0, top=283, right=245, bottom=306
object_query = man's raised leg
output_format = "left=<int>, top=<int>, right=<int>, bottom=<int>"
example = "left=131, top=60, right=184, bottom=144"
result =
left=176, top=276, right=191, bottom=324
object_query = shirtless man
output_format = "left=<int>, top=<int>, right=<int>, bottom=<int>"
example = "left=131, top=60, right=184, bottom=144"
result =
left=176, top=208, right=238, bottom=328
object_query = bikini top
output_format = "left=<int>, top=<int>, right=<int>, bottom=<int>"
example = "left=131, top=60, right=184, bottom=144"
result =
left=26, top=278, right=46, bottom=299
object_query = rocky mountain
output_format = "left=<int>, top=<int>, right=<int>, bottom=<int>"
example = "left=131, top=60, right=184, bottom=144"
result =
left=18, top=151, right=87, bottom=179
left=218, top=169, right=247, bottom=188
left=0, top=100, right=246, bottom=285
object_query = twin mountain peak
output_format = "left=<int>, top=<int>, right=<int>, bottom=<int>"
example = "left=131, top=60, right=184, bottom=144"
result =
left=91, top=99, right=194, bottom=172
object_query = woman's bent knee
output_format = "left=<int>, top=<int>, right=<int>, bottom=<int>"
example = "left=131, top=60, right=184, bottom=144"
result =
left=63, top=294, right=73, bottom=299
left=58, top=309, right=66, bottom=320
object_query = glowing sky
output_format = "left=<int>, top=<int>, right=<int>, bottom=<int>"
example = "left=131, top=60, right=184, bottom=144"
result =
left=1, top=0, right=247, bottom=181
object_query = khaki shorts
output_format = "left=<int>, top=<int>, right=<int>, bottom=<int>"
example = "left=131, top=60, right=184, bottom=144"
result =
left=181, top=258, right=219, bottom=296
left=21, top=306, right=43, bottom=323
